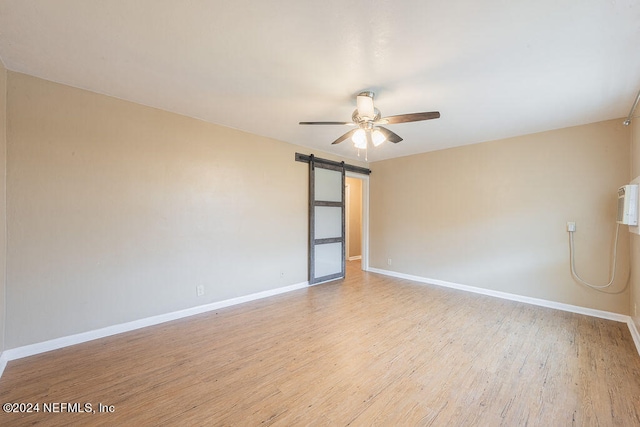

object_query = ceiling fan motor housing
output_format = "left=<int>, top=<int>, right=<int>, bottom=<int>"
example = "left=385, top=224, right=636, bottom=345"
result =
left=352, top=109, right=380, bottom=127
left=356, top=91, right=377, bottom=121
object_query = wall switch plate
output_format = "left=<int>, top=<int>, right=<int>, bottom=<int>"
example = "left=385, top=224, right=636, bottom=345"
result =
left=567, top=222, right=576, bottom=232
left=387, top=258, right=392, bottom=266
left=196, top=285, right=205, bottom=297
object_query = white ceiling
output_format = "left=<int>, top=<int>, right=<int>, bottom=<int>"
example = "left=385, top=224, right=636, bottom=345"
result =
left=1, top=0, right=639, bottom=162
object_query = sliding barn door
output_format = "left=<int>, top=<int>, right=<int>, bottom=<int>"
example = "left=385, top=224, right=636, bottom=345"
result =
left=309, top=161, right=345, bottom=284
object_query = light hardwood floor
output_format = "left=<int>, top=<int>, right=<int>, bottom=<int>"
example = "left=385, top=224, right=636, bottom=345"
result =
left=1, top=262, right=640, bottom=426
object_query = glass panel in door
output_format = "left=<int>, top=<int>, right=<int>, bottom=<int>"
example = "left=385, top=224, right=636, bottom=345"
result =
left=309, top=162, right=345, bottom=284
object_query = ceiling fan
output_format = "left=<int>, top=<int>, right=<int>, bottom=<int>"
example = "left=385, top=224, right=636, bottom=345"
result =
left=299, top=91, right=440, bottom=149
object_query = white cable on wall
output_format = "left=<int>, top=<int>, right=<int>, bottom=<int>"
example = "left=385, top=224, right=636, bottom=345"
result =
left=568, top=223, right=620, bottom=291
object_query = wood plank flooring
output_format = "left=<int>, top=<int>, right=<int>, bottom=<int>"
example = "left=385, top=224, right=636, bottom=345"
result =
left=1, top=262, right=640, bottom=426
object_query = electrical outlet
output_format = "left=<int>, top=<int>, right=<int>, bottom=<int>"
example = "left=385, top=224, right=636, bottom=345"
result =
left=280, top=271, right=285, bottom=278
left=387, top=258, right=392, bottom=266
left=196, top=285, right=205, bottom=297
left=567, top=222, right=576, bottom=232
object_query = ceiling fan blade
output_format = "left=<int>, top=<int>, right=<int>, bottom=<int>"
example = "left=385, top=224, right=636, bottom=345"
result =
left=331, top=128, right=358, bottom=145
left=377, top=126, right=403, bottom=143
left=377, top=111, right=440, bottom=125
left=299, top=121, right=355, bottom=126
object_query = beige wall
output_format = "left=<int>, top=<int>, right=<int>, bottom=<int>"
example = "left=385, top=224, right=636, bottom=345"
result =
left=4, top=72, right=364, bottom=349
left=370, top=119, right=630, bottom=314
left=346, top=177, right=362, bottom=259
left=630, top=121, right=640, bottom=330
left=4, top=68, right=634, bottom=350
left=0, top=60, right=6, bottom=353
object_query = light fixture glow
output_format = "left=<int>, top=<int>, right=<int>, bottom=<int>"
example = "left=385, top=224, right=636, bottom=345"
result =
left=352, top=129, right=367, bottom=148
left=372, top=129, right=386, bottom=146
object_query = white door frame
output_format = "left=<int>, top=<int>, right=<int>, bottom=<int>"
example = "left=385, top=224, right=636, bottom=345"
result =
left=346, top=171, right=369, bottom=271
left=345, top=183, right=350, bottom=261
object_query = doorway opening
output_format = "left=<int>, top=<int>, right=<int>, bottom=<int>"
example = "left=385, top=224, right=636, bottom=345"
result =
left=345, top=172, right=369, bottom=273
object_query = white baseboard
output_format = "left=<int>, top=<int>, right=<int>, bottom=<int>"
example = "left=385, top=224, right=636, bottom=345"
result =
left=0, top=353, right=7, bottom=378
left=348, top=256, right=362, bottom=261
left=367, top=267, right=640, bottom=356
left=1, top=281, right=309, bottom=365
left=629, top=319, right=640, bottom=355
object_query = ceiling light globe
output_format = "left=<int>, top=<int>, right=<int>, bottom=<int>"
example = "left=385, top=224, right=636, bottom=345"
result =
left=352, top=129, right=367, bottom=149
left=372, top=129, right=386, bottom=146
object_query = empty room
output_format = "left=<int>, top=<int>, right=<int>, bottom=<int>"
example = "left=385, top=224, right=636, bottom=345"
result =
left=1, top=1, right=640, bottom=425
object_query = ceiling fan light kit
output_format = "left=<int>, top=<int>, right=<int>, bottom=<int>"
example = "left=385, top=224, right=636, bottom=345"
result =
left=299, top=91, right=440, bottom=157
left=352, top=129, right=367, bottom=149
left=372, top=129, right=385, bottom=146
